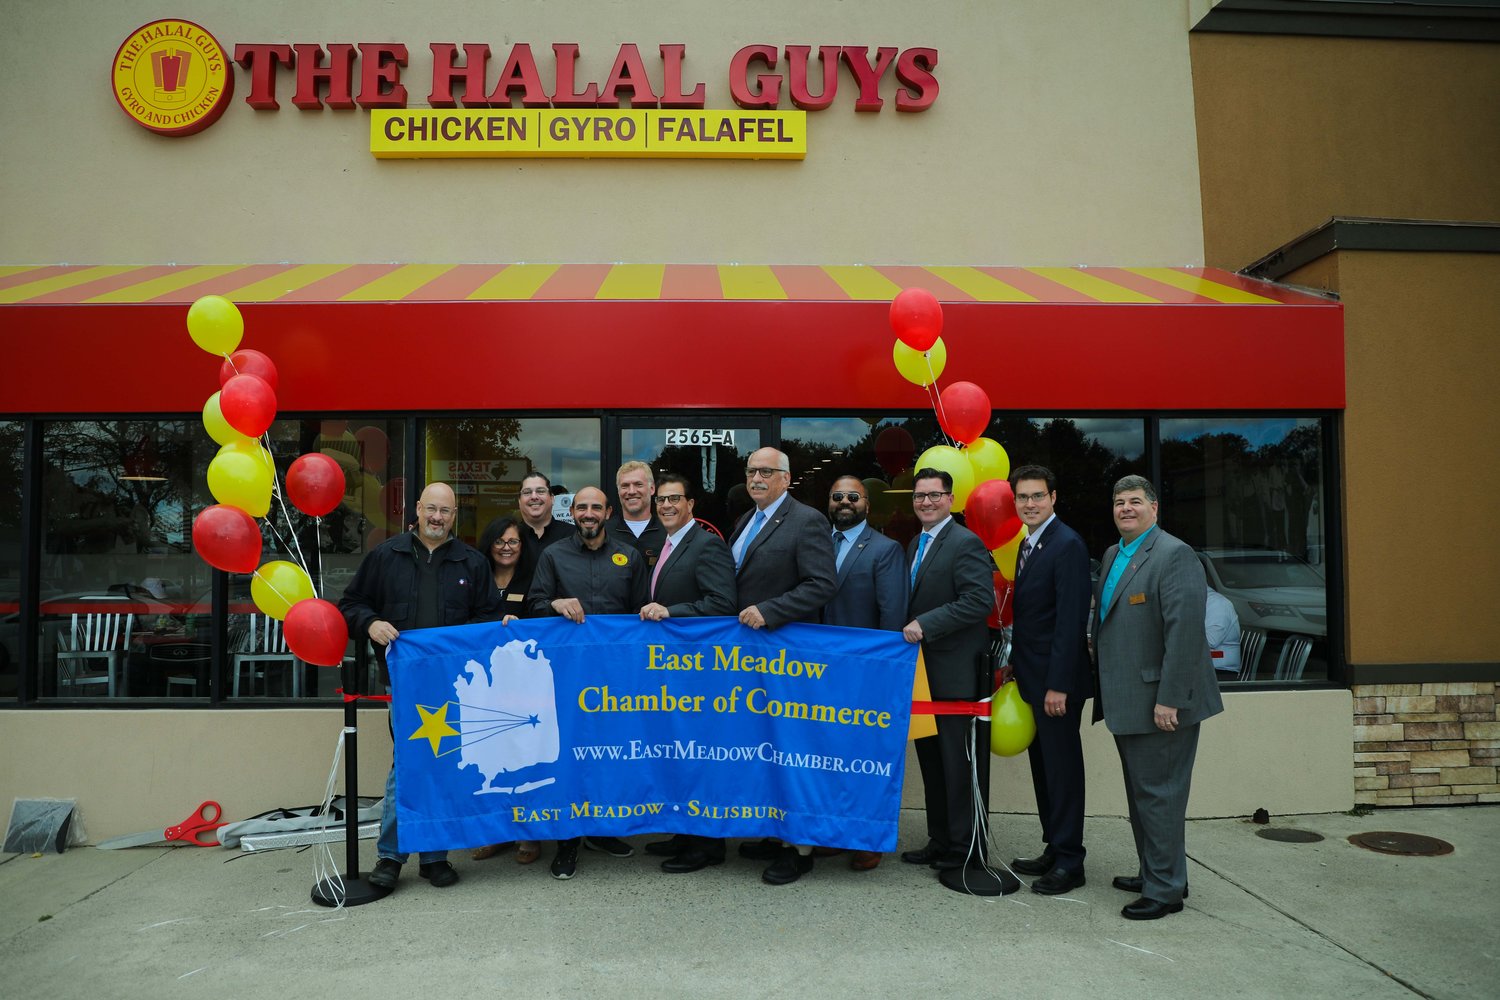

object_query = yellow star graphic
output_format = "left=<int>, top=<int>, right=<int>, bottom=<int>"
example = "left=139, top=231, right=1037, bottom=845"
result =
left=408, top=702, right=460, bottom=755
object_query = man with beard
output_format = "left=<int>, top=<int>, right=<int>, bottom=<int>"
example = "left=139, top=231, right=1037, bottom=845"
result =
left=605, top=460, right=667, bottom=568
left=821, top=474, right=906, bottom=869
left=527, top=486, right=651, bottom=879
left=340, top=482, right=501, bottom=892
left=515, top=471, right=576, bottom=597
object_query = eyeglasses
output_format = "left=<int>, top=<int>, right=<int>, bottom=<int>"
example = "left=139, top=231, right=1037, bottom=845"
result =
left=653, top=494, right=687, bottom=505
left=911, top=491, right=950, bottom=503
left=419, top=504, right=456, bottom=517
left=494, top=538, right=522, bottom=549
left=746, top=467, right=787, bottom=479
left=1015, top=491, right=1051, bottom=504
left=518, top=487, right=549, bottom=497
left=829, top=491, right=862, bottom=502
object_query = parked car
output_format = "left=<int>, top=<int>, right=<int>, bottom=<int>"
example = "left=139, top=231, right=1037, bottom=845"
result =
left=1195, top=548, right=1326, bottom=638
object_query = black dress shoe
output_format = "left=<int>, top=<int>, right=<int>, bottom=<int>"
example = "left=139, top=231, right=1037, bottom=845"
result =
left=899, top=843, right=945, bottom=865
left=1031, top=866, right=1085, bottom=895
left=1112, top=875, right=1188, bottom=898
left=762, top=851, right=814, bottom=885
left=1010, top=850, right=1056, bottom=877
left=737, top=837, right=783, bottom=861
left=661, top=849, right=724, bottom=874
left=645, top=835, right=690, bottom=857
left=1122, top=897, right=1184, bottom=920
left=928, top=851, right=968, bottom=871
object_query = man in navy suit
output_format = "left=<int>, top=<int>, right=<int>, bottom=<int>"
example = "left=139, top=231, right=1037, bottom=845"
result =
left=822, top=474, right=907, bottom=869
left=1004, top=465, right=1093, bottom=896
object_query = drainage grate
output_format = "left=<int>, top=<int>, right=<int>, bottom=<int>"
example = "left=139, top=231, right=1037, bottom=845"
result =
left=1348, top=831, right=1454, bottom=856
left=1256, top=827, right=1325, bottom=844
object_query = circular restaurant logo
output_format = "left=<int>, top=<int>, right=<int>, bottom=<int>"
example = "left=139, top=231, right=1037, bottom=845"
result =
left=111, top=19, right=234, bottom=136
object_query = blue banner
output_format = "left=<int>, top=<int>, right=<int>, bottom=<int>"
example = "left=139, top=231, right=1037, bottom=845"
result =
left=386, top=615, right=917, bottom=853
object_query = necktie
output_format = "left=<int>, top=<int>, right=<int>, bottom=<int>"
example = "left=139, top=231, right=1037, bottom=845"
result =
left=650, top=537, right=674, bottom=599
left=833, top=531, right=848, bottom=572
left=909, top=531, right=930, bottom=589
left=1016, top=539, right=1033, bottom=577
left=736, top=510, right=766, bottom=569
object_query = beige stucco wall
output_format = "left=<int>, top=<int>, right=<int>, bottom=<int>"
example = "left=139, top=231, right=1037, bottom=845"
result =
left=1, top=0, right=1204, bottom=265
left=4, top=691, right=1351, bottom=843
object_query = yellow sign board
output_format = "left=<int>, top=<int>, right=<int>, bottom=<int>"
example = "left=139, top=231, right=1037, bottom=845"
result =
left=370, top=109, right=805, bottom=159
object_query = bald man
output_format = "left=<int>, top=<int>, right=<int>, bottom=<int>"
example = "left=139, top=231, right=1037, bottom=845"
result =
left=340, top=482, right=503, bottom=893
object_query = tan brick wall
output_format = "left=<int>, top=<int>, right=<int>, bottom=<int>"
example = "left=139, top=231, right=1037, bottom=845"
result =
left=1353, top=682, right=1500, bottom=806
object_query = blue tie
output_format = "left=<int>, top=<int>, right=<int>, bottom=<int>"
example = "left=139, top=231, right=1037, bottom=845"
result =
left=736, top=510, right=767, bottom=569
left=833, top=531, right=849, bottom=572
left=910, top=532, right=930, bottom=589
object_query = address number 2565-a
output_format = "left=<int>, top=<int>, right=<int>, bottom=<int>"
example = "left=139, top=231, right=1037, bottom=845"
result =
left=665, top=428, right=736, bottom=447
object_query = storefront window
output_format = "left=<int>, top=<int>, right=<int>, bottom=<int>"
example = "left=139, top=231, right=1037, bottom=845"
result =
left=37, top=420, right=215, bottom=699
left=425, top=417, right=601, bottom=543
left=1160, top=417, right=1327, bottom=683
left=0, top=421, right=22, bottom=699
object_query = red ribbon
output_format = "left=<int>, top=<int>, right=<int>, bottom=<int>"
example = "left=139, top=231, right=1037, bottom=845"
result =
left=335, top=688, right=392, bottom=703
left=911, top=700, right=991, bottom=717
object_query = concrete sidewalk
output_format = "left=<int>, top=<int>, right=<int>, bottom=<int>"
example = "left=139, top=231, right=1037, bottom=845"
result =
left=2, top=806, right=1495, bottom=1000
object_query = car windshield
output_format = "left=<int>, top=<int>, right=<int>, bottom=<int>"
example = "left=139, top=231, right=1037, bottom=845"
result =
left=1210, top=554, right=1324, bottom=589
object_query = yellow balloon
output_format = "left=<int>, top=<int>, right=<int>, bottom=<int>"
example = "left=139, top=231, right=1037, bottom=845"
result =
left=990, top=680, right=1036, bottom=756
left=187, top=295, right=244, bottom=356
left=202, top=392, right=253, bottom=448
left=914, top=444, right=975, bottom=512
left=251, top=560, right=315, bottom=620
left=966, top=437, right=1011, bottom=485
left=892, top=337, right=947, bottom=387
left=207, top=448, right=273, bottom=517
left=991, top=524, right=1029, bottom=580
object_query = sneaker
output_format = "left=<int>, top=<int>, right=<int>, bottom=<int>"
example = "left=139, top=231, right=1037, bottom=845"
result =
left=418, top=860, right=459, bottom=887
left=551, top=839, right=581, bottom=880
left=367, top=858, right=401, bottom=889
left=583, top=836, right=634, bottom=858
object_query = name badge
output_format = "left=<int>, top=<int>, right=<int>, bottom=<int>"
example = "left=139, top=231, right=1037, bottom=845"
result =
left=506, top=592, right=525, bottom=603
left=1128, top=593, right=1147, bottom=605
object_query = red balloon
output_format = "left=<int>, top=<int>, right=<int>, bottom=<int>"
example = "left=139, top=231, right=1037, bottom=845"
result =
left=286, top=453, right=347, bottom=517
left=355, top=426, right=389, bottom=472
left=220, top=373, right=277, bottom=438
left=284, top=598, right=349, bottom=667
left=192, top=504, right=262, bottom=573
left=938, top=381, right=992, bottom=446
left=889, top=287, right=943, bottom=352
left=965, top=479, right=1019, bottom=549
left=219, top=349, right=279, bottom=392
left=874, top=426, right=915, bottom=476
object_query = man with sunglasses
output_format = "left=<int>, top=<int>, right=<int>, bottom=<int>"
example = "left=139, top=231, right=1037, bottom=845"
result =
left=729, top=446, right=837, bottom=884
left=820, top=474, right=907, bottom=870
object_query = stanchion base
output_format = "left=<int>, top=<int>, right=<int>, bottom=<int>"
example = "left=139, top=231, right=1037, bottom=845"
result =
left=939, top=863, right=1021, bottom=897
left=311, top=874, right=393, bottom=908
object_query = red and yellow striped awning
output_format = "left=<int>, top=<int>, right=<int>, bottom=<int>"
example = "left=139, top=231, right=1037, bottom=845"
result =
left=0, top=263, right=1312, bottom=306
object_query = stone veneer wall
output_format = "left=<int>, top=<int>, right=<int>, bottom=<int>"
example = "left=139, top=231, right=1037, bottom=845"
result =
left=1352, top=682, right=1500, bottom=805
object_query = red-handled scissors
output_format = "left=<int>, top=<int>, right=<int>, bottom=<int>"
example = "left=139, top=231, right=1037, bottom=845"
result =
left=96, top=801, right=227, bottom=849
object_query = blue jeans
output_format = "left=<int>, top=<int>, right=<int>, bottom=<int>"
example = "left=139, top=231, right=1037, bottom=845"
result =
left=377, top=754, right=447, bottom=866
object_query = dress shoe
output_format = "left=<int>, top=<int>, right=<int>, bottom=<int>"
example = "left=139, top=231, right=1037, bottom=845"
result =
left=583, top=836, right=634, bottom=858
left=737, top=837, right=783, bottom=861
left=762, top=851, right=814, bottom=885
left=849, top=851, right=882, bottom=870
left=1031, top=866, right=1085, bottom=895
left=899, top=843, right=945, bottom=865
left=367, top=858, right=401, bottom=889
left=661, top=849, right=724, bottom=874
left=1010, top=850, right=1056, bottom=877
left=1112, top=875, right=1188, bottom=898
left=418, top=860, right=459, bottom=887
left=645, top=835, right=690, bottom=857
left=1121, top=897, right=1184, bottom=920
left=929, top=851, right=968, bottom=871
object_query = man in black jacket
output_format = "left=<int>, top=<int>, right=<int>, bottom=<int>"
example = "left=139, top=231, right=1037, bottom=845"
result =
left=339, top=482, right=501, bottom=892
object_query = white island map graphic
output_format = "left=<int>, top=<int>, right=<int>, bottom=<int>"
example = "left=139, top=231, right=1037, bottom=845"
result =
left=453, top=638, right=560, bottom=795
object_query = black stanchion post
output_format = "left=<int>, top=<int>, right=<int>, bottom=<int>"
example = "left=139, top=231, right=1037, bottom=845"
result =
left=312, top=642, right=391, bottom=907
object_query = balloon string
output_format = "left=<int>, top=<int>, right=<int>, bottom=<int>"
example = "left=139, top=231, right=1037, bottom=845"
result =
left=261, top=430, right=318, bottom=600
left=924, top=364, right=956, bottom=449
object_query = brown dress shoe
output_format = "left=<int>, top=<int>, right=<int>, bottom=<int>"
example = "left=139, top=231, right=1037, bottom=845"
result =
left=849, top=851, right=882, bottom=870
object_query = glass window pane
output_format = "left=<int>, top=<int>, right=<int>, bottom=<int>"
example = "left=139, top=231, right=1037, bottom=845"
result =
left=0, top=421, right=21, bottom=699
left=425, top=417, right=601, bottom=543
left=1160, top=417, right=1327, bottom=683
left=621, top=426, right=761, bottom=539
left=38, top=420, right=214, bottom=699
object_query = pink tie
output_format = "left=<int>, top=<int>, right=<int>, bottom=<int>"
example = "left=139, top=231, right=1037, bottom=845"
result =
left=651, top=537, right=674, bottom=598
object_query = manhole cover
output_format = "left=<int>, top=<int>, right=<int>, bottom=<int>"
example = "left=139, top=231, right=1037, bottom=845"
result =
left=1256, top=827, right=1325, bottom=843
left=1348, top=831, right=1454, bottom=856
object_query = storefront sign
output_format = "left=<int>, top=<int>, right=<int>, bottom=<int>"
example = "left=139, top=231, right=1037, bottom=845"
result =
left=371, top=109, right=804, bottom=159
left=111, top=19, right=234, bottom=136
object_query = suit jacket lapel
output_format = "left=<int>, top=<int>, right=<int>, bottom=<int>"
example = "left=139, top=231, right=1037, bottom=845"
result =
left=657, top=524, right=694, bottom=582
left=912, top=522, right=948, bottom=591
left=740, top=500, right=788, bottom=569
left=1103, top=530, right=1156, bottom=618
left=835, top=524, right=869, bottom=587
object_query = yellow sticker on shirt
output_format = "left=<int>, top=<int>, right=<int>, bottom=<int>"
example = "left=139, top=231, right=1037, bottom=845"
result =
left=612, top=553, right=629, bottom=566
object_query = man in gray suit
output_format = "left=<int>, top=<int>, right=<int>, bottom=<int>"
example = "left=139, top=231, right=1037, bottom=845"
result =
left=1093, top=475, right=1224, bottom=920
left=729, top=446, right=837, bottom=884
left=822, top=474, right=907, bottom=869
